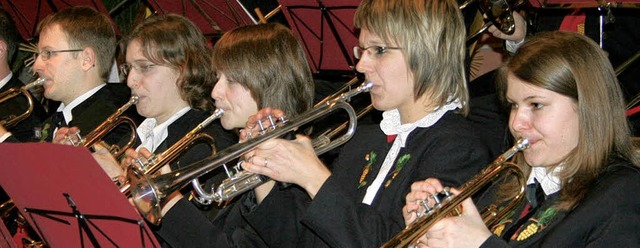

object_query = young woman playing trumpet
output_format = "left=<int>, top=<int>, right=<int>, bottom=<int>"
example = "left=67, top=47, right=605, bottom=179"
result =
left=52, top=15, right=237, bottom=242
left=236, top=0, right=493, bottom=246
left=144, top=22, right=316, bottom=247
left=402, top=31, right=640, bottom=247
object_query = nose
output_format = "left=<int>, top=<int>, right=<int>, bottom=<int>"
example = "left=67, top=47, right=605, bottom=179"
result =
left=126, top=71, right=139, bottom=89
left=355, top=57, right=368, bottom=73
left=509, top=107, right=530, bottom=135
left=32, top=54, right=44, bottom=75
left=211, top=79, right=224, bottom=100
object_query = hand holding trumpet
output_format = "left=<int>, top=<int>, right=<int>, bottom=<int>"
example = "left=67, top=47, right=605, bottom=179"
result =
left=240, top=107, right=331, bottom=199
left=403, top=178, right=491, bottom=248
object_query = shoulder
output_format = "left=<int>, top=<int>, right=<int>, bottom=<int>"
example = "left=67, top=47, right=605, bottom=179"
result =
left=596, top=161, right=640, bottom=193
left=577, top=161, right=640, bottom=211
left=101, top=83, right=132, bottom=103
left=173, top=109, right=237, bottom=150
left=5, top=76, right=24, bottom=89
left=411, top=112, right=488, bottom=147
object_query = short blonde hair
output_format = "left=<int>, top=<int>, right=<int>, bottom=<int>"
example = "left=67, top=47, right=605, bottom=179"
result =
left=354, top=0, right=469, bottom=114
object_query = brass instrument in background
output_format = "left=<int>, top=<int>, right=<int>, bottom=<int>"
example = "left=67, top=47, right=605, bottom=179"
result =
left=119, top=109, right=224, bottom=197
left=462, top=0, right=519, bottom=41
left=66, top=95, right=139, bottom=159
left=381, top=138, right=529, bottom=248
left=127, top=82, right=373, bottom=225
left=0, top=78, right=45, bottom=128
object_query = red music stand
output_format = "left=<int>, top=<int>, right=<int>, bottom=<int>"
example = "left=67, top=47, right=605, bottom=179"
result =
left=0, top=143, right=159, bottom=248
left=0, top=0, right=113, bottom=41
left=146, top=0, right=257, bottom=36
left=279, top=0, right=361, bottom=74
left=0, top=220, right=15, bottom=248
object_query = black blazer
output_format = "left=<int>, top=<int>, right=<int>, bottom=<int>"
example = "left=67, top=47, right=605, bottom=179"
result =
left=151, top=108, right=236, bottom=171
left=149, top=108, right=237, bottom=247
left=242, top=111, right=492, bottom=247
left=481, top=160, right=640, bottom=247
left=0, top=75, right=47, bottom=142
left=37, top=83, right=141, bottom=143
left=156, top=112, right=494, bottom=247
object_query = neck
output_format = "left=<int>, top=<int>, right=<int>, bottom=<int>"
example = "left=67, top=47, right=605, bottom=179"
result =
left=154, top=103, right=190, bottom=125
left=62, top=75, right=104, bottom=106
left=0, top=62, right=11, bottom=80
left=398, top=95, right=438, bottom=124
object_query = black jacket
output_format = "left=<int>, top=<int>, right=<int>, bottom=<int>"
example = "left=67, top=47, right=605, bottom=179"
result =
left=481, top=160, right=640, bottom=247
left=37, top=83, right=142, bottom=144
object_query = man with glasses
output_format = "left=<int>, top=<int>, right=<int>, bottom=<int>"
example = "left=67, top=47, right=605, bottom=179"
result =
left=28, top=6, right=139, bottom=143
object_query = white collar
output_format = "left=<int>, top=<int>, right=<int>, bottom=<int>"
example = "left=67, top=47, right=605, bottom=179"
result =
left=56, top=84, right=106, bottom=123
left=0, top=72, right=12, bottom=89
left=136, top=106, right=191, bottom=152
left=379, top=99, right=462, bottom=147
left=527, top=166, right=563, bottom=195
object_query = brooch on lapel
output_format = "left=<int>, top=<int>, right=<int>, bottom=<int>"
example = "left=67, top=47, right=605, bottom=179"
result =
left=358, top=151, right=377, bottom=189
left=384, top=154, right=410, bottom=188
left=39, top=123, right=51, bottom=142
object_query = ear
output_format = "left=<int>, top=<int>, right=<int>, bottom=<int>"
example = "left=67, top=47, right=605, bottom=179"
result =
left=0, top=40, right=7, bottom=60
left=80, top=47, right=96, bottom=71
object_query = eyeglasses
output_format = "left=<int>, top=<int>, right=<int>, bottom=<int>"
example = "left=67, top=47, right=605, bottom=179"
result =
left=353, top=45, right=402, bottom=60
left=35, top=49, right=83, bottom=61
left=119, top=63, right=158, bottom=76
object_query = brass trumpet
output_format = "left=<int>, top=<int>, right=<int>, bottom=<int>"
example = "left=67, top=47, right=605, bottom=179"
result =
left=312, top=77, right=374, bottom=151
left=381, top=138, right=529, bottom=248
left=67, top=95, right=139, bottom=159
left=119, top=109, right=224, bottom=196
left=462, top=0, right=518, bottom=41
left=128, top=82, right=373, bottom=224
left=0, top=78, right=45, bottom=128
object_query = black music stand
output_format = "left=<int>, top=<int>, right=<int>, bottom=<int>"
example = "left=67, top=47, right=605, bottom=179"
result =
left=145, top=0, right=257, bottom=36
left=0, top=0, right=112, bottom=41
left=0, top=143, right=159, bottom=248
left=279, top=0, right=361, bottom=74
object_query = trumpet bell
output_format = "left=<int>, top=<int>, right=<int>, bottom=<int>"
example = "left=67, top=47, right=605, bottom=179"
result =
left=128, top=167, right=164, bottom=224
left=0, top=78, right=45, bottom=128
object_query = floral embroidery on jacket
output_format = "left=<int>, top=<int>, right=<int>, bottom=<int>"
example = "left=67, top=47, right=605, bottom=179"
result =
left=514, top=207, right=558, bottom=241
left=384, top=154, right=411, bottom=188
left=358, top=151, right=377, bottom=189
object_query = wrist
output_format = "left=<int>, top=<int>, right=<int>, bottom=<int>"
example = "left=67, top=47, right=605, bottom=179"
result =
left=304, top=169, right=331, bottom=199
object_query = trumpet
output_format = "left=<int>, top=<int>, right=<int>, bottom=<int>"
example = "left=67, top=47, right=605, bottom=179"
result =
left=312, top=77, right=374, bottom=151
left=381, top=138, right=529, bottom=248
left=66, top=95, right=139, bottom=159
left=119, top=109, right=224, bottom=196
left=0, top=78, right=45, bottom=128
left=127, top=82, right=373, bottom=224
left=462, top=0, right=518, bottom=41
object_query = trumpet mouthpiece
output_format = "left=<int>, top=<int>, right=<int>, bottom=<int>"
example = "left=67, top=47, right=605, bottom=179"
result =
left=361, top=81, right=373, bottom=91
left=130, top=95, right=140, bottom=104
left=515, top=138, right=529, bottom=151
left=22, top=78, right=45, bottom=90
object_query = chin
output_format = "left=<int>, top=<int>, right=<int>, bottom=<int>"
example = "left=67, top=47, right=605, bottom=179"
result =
left=219, top=118, right=237, bottom=130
